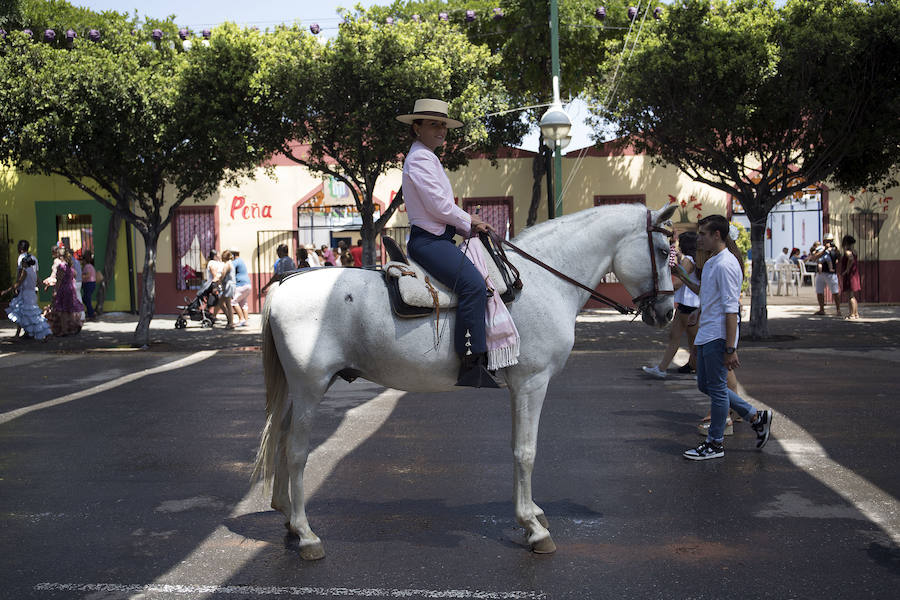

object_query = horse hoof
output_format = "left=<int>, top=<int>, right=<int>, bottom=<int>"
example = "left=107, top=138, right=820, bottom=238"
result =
left=537, top=514, right=550, bottom=530
left=299, top=540, right=325, bottom=561
left=531, top=535, right=557, bottom=554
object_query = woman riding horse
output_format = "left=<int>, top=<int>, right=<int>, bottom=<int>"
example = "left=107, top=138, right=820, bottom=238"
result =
left=397, top=98, right=498, bottom=388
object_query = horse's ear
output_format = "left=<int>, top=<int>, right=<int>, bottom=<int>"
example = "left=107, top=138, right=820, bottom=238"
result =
left=655, top=204, right=677, bottom=225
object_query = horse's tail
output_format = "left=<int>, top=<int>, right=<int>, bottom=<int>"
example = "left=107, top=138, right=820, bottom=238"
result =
left=252, top=289, right=290, bottom=487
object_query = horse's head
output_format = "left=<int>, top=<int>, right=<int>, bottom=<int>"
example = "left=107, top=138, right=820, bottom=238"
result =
left=612, top=205, right=678, bottom=328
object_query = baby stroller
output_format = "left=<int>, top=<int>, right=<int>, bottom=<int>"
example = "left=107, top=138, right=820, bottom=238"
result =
left=174, top=280, right=219, bottom=329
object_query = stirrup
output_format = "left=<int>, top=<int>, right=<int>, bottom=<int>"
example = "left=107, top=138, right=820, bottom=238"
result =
left=455, top=364, right=501, bottom=388
left=456, top=353, right=500, bottom=389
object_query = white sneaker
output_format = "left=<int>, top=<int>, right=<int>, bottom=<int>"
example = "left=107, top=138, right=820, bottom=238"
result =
left=237, top=321, right=248, bottom=327
left=641, top=365, right=667, bottom=379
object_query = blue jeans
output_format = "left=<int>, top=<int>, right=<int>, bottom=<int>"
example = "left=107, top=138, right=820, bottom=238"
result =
left=696, top=338, right=756, bottom=443
left=407, top=225, right=487, bottom=358
left=82, top=281, right=96, bottom=318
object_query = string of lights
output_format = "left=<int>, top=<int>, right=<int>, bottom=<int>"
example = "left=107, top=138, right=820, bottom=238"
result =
left=0, top=5, right=663, bottom=41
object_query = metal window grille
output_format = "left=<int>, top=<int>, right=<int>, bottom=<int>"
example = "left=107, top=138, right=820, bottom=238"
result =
left=173, top=207, right=216, bottom=290
left=463, top=197, right=514, bottom=240
left=838, top=212, right=882, bottom=303
left=255, top=229, right=300, bottom=296
left=56, top=214, right=93, bottom=255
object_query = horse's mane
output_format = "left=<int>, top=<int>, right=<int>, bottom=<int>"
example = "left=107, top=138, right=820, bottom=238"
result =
left=511, top=203, right=645, bottom=246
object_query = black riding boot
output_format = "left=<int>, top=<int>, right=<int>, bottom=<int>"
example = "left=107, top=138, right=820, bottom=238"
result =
left=455, top=352, right=500, bottom=389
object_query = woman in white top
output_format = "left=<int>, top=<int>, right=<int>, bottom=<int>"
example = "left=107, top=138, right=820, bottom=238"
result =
left=397, top=99, right=496, bottom=388
left=642, top=231, right=700, bottom=379
left=3, top=240, right=52, bottom=340
left=217, top=250, right=237, bottom=329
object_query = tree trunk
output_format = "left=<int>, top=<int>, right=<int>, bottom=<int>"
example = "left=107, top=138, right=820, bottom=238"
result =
left=747, top=219, right=769, bottom=340
left=94, top=210, right=122, bottom=313
left=360, top=202, right=376, bottom=267
left=527, top=136, right=548, bottom=227
left=133, top=231, right=158, bottom=347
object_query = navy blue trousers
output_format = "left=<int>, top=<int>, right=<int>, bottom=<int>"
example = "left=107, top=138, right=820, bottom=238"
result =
left=407, top=225, right=487, bottom=358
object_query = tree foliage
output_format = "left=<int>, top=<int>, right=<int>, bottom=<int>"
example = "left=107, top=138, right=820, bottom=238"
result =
left=364, top=1, right=635, bottom=225
left=261, top=15, right=523, bottom=265
left=0, top=1, right=280, bottom=345
left=602, top=0, right=900, bottom=338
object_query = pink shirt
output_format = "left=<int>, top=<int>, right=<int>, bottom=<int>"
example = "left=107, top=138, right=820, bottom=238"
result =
left=82, top=263, right=96, bottom=282
left=402, top=140, right=472, bottom=237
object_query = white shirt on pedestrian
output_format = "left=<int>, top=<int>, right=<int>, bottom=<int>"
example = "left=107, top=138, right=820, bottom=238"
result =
left=695, top=249, right=743, bottom=347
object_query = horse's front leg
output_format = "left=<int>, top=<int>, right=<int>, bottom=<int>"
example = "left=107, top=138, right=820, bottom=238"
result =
left=509, top=375, right=556, bottom=554
left=285, top=401, right=325, bottom=560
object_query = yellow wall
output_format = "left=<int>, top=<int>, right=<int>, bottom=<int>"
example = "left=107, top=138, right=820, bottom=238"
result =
left=0, top=168, right=134, bottom=311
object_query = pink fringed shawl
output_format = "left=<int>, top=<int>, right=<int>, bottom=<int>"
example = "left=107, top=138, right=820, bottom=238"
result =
left=464, top=242, right=520, bottom=370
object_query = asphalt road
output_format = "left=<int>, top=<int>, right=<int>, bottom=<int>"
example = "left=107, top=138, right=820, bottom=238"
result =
left=1, top=307, right=899, bottom=599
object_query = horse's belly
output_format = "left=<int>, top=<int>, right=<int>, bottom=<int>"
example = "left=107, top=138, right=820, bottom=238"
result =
left=269, top=270, right=461, bottom=392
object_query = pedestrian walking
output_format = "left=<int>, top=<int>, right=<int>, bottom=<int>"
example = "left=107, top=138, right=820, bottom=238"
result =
left=43, top=245, right=85, bottom=336
left=230, top=248, right=251, bottom=327
left=260, top=244, right=295, bottom=295
left=80, top=250, right=97, bottom=320
left=217, top=249, right=236, bottom=329
left=2, top=240, right=51, bottom=341
left=642, top=231, right=699, bottom=378
left=840, top=235, right=861, bottom=320
left=677, top=215, right=773, bottom=460
left=812, top=233, right=842, bottom=316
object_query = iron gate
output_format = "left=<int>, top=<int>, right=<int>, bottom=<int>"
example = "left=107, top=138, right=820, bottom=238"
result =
left=838, top=212, right=882, bottom=303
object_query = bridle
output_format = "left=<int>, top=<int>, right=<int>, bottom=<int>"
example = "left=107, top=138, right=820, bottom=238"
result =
left=630, top=210, right=675, bottom=314
left=495, top=209, right=673, bottom=316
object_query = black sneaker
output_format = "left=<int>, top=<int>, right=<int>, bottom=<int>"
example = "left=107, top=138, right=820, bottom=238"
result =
left=676, top=363, right=695, bottom=374
left=683, top=440, right=724, bottom=461
left=751, top=410, right=773, bottom=449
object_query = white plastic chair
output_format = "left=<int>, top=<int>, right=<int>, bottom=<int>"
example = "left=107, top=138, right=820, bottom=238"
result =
left=765, top=260, right=777, bottom=295
left=776, top=263, right=800, bottom=296
left=797, top=261, right=815, bottom=287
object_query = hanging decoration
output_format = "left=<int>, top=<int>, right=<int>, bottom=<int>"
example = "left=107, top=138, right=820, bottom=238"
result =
left=9, top=6, right=661, bottom=49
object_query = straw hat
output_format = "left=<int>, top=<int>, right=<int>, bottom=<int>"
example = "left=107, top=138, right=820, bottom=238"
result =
left=823, top=232, right=834, bottom=241
left=396, top=98, right=463, bottom=129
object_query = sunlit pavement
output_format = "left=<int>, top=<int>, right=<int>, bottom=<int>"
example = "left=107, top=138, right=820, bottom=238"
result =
left=1, top=305, right=898, bottom=599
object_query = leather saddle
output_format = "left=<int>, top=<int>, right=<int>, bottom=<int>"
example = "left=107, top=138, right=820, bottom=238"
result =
left=383, top=234, right=522, bottom=319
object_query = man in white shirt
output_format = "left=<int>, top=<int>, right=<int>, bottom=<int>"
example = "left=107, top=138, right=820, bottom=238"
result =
left=682, top=215, right=773, bottom=461
left=774, top=247, right=790, bottom=295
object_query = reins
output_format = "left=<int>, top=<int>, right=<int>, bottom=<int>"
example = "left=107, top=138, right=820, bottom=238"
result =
left=494, top=235, right=635, bottom=315
left=490, top=209, right=674, bottom=316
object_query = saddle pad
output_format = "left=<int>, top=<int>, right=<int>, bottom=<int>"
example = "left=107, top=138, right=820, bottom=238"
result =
left=385, top=238, right=508, bottom=310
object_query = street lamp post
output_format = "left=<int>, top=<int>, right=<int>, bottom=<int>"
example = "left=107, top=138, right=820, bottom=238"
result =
left=539, top=0, right=572, bottom=218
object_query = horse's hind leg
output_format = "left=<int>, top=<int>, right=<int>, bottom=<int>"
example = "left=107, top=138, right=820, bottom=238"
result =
left=285, top=390, right=326, bottom=560
left=509, top=376, right=556, bottom=554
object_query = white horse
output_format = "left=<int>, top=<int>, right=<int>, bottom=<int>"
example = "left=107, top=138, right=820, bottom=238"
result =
left=254, top=203, right=678, bottom=559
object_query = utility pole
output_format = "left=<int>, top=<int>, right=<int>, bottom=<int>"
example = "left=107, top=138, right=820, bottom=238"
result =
left=540, top=0, right=571, bottom=219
